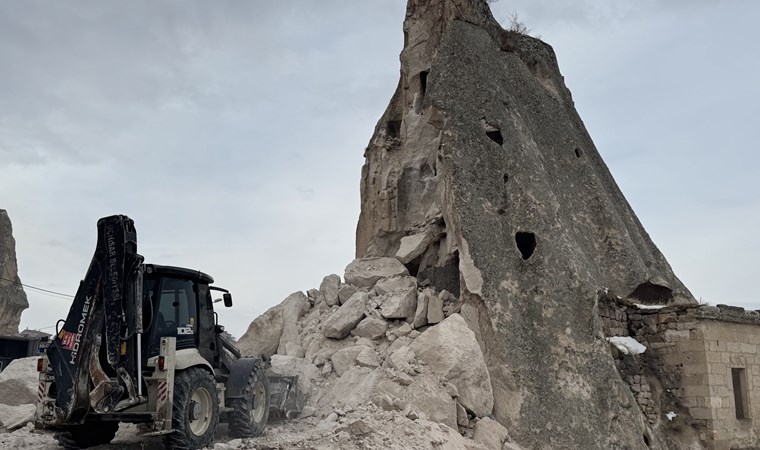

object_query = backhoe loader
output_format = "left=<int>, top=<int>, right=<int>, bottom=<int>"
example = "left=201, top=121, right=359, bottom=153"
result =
left=35, top=215, right=304, bottom=449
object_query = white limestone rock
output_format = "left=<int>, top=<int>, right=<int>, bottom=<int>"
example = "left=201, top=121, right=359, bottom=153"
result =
left=0, top=357, right=38, bottom=406
left=320, top=274, right=341, bottom=307
left=379, top=287, right=417, bottom=320
left=277, top=292, right=311, bottom=356
left=427, top=293, right=444, bottom=324
left=355, top=347, right=381, bottom=368
left=473, top=417, right=511, bottom=449
left=338, top=284, right=359, bottom=305
left=323, top=292, right=368, bottom=339
left=410, top=314, right=493, bottom=417
left=344, top=257, right=409, bottom=289
left=413, top=289, right=431, bottom=329
left=331, top=345, right=369, bottom=376
left=353, top=317, right=388, bottom=340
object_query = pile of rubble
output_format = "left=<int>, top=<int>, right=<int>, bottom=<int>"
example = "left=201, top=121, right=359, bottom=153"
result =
left=236, top=256, right=523, bottom=449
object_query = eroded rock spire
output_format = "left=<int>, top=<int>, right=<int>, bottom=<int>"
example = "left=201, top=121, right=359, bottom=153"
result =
left=0, top=210, right=28, bottom=335
left=356, top=0, right=693, bottom=447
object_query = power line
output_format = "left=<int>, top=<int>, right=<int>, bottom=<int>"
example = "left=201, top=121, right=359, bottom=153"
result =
left=0, top=276, right=74, bottom=299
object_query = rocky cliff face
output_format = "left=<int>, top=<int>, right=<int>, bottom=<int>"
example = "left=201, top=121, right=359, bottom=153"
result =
left=356, top=1, right=694, bottom=448
left=0, top=210, right=28, bottom=335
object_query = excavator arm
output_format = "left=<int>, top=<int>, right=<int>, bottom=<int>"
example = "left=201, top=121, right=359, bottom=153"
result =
left=45, top=215, right=144, bottom=423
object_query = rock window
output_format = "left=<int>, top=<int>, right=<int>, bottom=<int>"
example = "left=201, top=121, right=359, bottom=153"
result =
left=515, top=232, right=536, bottom=260
left=481, top=119, right=504, bottom=146
left=575, top=148, right=583, bottom=158
left=732, top=368, right=750, bottom=419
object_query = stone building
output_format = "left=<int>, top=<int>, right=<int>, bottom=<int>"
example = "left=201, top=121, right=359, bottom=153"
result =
left=600, top=298, right=760, bottom=450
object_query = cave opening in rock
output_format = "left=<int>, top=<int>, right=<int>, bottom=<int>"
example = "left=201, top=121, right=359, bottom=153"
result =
left=515, top=232, right=536, bottom=260
left=418, top=250, right=460, bottom=297
left=575, top=148, right=583, bottom=158
left=503, top=173, right=509, bottom=183
left=628, top=282, right=673, bottom=304
left=486, top=129, right=504, bottom=146
left=419, top=70, right=429, bottom=98
left=387, top=120, right=401, bottom=140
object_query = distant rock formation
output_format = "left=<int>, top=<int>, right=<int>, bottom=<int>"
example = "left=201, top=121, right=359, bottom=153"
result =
left=355, top=0, right=694, bottom=448
left=0, top=210, right=28, bottom=335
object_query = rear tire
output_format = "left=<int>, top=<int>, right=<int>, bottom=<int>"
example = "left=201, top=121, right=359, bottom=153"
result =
left=229, top=368, right=270, bottom=437
left=165, top=367, right=219, bottom=450
left=56, top=421, right=118, bottom=449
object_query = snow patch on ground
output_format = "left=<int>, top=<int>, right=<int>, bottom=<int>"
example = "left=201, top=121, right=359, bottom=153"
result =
left=666, top=411, right=677, bottom=421
left=607, top=336, right=647, bottom=355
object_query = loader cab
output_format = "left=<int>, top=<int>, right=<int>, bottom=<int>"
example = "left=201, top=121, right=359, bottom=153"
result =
left=142, top=265, right=222, bottom=366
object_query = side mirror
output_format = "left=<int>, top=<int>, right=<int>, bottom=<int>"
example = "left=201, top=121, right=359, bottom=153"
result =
left=223, top=293, right=233, bottom=307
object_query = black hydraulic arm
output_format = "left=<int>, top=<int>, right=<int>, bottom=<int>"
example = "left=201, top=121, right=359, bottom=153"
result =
left=46, top=215, right=144, bottom=423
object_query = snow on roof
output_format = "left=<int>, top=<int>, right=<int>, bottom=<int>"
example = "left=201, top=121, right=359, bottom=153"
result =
left=634, top=304, right=666, bottom=310
left=607, top=336, right=647, bottom=355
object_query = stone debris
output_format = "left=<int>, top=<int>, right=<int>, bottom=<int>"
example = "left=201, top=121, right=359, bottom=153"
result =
left=227, top=254, right=527, bottom=449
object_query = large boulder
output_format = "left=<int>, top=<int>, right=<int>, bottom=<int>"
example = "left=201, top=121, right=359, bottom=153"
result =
left=320, top=274, right=341, bottom=307
left=410, top=314, right=492, bottom=417
left=237, top=291, right=310, bottom=358
left=473, top=417, right=510, bottom=449
left=0, top=210, right=28, bottom=335
left=0, top=357, right=38, bottom=406
left=323, top=292, right=368, bottom=339
left=344, top=258, right=409, bottom=289
left=276, top=292, right=311, bottom=356
left=379, top=287, right=417, bottom=320
left=353, top=316, right=389, bottom=340
left=412, top=289, right=431, bottom=329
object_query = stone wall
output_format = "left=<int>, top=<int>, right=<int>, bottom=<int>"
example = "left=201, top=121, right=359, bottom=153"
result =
left=607, top=301, right=760, bottom=450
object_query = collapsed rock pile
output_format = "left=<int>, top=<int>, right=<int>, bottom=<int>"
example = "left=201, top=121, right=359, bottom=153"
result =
left=237, top=256, right=520, bottom=449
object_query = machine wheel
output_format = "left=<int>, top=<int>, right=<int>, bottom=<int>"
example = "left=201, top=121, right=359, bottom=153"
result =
left=56, top=421, right=119, bottom=449
left=229, top=367, right=270, bottom=437
left=165, top=367, right=219, bottom=450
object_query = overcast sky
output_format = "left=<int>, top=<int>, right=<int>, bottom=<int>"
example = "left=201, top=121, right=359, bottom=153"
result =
left=1, top=1, right=757, bottom=338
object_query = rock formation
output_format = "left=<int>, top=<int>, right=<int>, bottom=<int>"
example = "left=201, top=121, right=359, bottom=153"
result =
left=0, top=210, right=28, bottom=335
left=354, top=0, right=695, bottom=448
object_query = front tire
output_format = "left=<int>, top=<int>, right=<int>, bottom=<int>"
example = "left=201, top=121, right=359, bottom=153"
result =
left=165, top=367, right=219, bottom=450
left=229, top=368, right=270, bottom=437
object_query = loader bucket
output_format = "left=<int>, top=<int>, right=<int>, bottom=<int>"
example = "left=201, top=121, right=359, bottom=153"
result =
left=267, top=375, right=305, bottom=419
